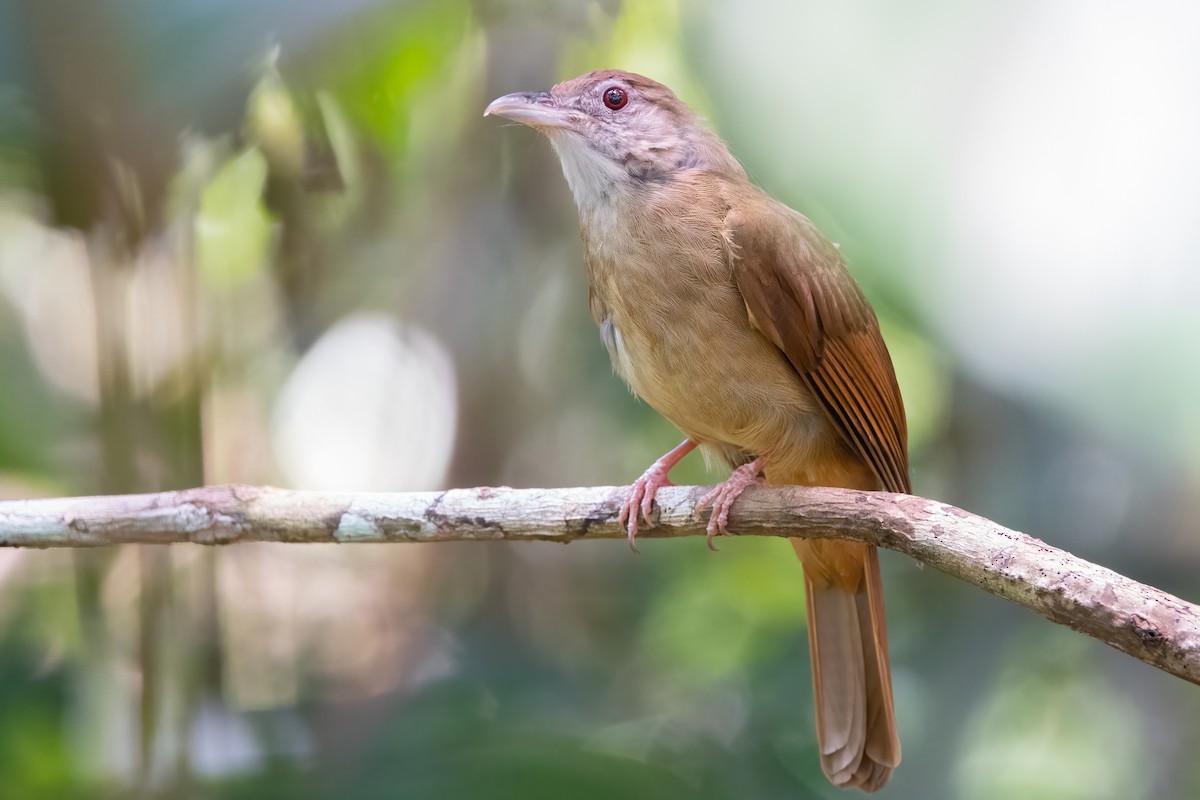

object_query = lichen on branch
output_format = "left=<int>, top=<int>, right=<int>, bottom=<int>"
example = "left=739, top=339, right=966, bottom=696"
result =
left=1, top=483, right=1197, bottom=686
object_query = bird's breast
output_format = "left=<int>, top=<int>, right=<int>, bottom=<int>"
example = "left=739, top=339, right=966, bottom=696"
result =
left=581, top=184, right=824, bottom=465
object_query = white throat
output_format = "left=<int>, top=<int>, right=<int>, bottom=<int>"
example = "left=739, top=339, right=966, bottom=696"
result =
left=548, top=133, right=630, bottom=218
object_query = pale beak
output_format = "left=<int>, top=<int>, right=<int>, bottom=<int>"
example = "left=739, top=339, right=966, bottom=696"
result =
left=484, top=91, right=575, bottom=130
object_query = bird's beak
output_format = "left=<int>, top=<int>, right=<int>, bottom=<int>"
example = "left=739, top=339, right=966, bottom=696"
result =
left=484, top=91, right=574, bottom=130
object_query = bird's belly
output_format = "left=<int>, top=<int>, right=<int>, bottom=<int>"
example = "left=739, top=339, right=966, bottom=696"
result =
left=600, top=301, right=828, bottom=469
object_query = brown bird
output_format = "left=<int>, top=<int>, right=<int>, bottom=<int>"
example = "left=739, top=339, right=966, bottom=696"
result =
left=486, top=70, right=907, bottom=792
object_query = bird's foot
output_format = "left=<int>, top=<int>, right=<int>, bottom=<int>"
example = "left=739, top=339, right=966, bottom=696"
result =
left=695, top=458, right=765, bottom=550
left=618, top=439, right=697, bottom=553
left=619, top=467, right=673, bottom=553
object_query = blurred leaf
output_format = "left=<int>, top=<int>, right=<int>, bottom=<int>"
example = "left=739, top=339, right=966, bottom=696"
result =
left=196, top=148, right=273, bottom=289
left=323, top=1, right=475, bottom=151
left=312, top=92, right=362, bottom=226
left=245, top=58, right=307, bottom=178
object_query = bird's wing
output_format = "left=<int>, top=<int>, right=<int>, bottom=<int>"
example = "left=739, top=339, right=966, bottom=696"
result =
left=725, top=198, right=910, bottom=494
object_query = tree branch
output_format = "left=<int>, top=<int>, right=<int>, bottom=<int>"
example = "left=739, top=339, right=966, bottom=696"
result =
left=1, top=483, right=1197, bottom=685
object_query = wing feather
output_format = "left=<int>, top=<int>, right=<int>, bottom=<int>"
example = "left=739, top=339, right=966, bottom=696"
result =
left=727, top=199, right=911, bottom=494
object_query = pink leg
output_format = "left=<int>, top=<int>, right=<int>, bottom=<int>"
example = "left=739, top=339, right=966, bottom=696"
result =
left=619, top=439, right=697, bottom=553
left=695, top=457, right=765, bottom=550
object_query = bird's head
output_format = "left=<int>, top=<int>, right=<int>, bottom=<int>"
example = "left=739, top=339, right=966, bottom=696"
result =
left=485, top=70, right=742, bottom=205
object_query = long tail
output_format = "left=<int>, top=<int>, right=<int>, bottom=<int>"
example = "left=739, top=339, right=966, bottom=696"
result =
left=792, top=539, right=900, bottom=792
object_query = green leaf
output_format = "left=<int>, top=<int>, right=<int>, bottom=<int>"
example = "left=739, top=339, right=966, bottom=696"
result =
left=195, top=149, right=273, bottom=289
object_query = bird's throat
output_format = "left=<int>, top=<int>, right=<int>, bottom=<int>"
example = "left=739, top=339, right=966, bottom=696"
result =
left=548, top=134, right=631, bottom=218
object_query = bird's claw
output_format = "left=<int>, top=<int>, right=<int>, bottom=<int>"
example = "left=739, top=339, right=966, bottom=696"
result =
left=618, top=465, right=674, bottom=553
left=695, top=460, right=765, bottom=551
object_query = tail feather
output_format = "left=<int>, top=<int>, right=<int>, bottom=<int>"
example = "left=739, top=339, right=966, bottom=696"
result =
left=794, top=539, right=900, bottom=793
left=806, top=583, right=866, bottom=779
left=859, top=549, right=899, bottom=771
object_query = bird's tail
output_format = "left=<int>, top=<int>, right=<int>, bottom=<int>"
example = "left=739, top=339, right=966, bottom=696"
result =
left=792, top=538, right=900, bottom=792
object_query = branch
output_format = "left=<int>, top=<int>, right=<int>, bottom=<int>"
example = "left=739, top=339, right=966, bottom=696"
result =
left=2, top=484, right=1197, bottom=685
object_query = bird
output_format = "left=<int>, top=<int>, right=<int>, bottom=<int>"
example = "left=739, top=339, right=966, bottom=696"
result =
left=486, top=70, right=907, bottom=792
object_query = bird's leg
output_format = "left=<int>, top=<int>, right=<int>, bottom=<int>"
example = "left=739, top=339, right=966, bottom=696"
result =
left=695, top=456, right=765, bottom=550
left=619, top=439, right=697, bottom=552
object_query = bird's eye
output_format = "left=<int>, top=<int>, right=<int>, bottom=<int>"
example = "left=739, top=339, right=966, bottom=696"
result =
left=603, top=86, right=628, bottom=110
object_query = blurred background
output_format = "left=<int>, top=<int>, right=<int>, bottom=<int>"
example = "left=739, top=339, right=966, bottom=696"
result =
left=0, top=0, right=1198, bottom=797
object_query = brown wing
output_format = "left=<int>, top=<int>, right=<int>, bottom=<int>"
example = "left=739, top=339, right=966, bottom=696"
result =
left=726, top=198, right=911, bottom=494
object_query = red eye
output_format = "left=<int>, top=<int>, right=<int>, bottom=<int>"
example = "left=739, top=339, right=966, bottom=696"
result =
left=603, top=86, right=628, bottom=110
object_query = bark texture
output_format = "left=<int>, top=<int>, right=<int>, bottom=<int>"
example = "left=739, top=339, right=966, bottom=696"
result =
left=1, top=483, right=1197, bottom=685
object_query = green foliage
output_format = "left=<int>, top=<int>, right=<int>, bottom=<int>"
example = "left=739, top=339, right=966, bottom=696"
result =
left=641, top=539, right=807, bottom=686
left=0, top=598, right=85, bottom=799
left=323, top=1, right=476, bottom=153
left=956, top=637, right=1147, bottom=800
left=196, top=149, right=273, bottom=290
